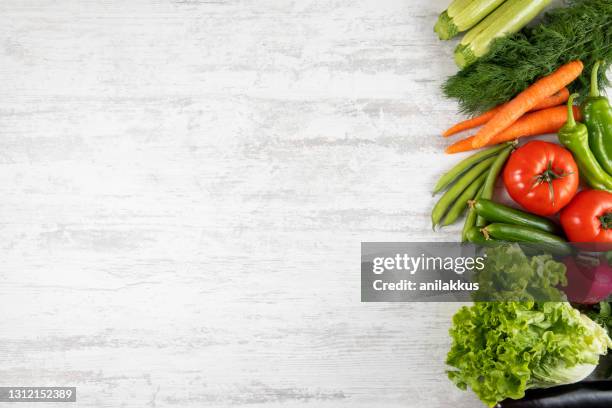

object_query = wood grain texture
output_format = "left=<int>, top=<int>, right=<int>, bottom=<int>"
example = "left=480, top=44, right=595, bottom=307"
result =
left=0, top=1, right=599, bottom=407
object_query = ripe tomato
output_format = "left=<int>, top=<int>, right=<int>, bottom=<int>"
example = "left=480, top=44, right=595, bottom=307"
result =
left=503, top=141, right=579, bottom=216
left=560, top=189, right=612, bottom=243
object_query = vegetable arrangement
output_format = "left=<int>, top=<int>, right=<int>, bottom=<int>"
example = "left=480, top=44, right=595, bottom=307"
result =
left=443, top=0, right=612, bottom=115
left=430, top=0, right=612, bottom=406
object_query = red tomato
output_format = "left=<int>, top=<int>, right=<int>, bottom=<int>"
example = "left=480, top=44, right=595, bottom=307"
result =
left=503, top=141, right=579, bottom=216
left=560, top=189, right=612, bottom=243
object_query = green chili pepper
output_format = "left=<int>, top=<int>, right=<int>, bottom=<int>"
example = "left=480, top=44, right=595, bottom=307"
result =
left=582, top=61, right=612, bottom=177
left=558, top=94, right=612, bottom=192
left=476, top=144, right=513, bottom=227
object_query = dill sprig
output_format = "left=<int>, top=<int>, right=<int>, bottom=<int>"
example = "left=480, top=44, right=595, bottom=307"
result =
left=443, top=0, right=612, bottom=115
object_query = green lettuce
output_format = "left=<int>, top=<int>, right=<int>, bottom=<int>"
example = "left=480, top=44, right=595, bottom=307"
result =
left=473, top=244, right=567, bottom=302
left=447, top=301, right=612, bottom=406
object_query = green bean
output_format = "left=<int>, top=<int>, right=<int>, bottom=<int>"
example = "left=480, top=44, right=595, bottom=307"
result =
left=432, top=143, right=511, bottom=194
left=461, top=184, right=485, bottom=242
left=476, top=144, right=514, bottom=227
left=442, top=171, right=487, bottom=226
left=432, top=155, right=496, bottom=228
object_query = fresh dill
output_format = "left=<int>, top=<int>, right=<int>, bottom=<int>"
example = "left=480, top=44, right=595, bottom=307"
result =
left=443, top=0, right=612, bottom=115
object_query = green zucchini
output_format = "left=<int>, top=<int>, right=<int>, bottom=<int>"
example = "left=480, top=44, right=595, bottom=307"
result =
left=434, top=0, right=506, bottom=40
left=454, top=0, right=552, bottom=68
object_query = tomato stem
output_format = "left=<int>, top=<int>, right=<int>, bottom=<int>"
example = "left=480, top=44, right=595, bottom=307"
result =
left=599, top=212, right=612, bottom=230
left=530, top=161, right=574, bottom=205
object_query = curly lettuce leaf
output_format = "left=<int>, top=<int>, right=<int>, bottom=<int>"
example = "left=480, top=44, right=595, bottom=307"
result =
left=473, top=244, right=567, bottom=302
left=447, top=302, right=612, bottom=407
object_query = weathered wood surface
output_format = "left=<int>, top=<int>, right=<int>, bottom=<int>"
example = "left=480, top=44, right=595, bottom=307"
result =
left=1, top=1, right=597, bottom=407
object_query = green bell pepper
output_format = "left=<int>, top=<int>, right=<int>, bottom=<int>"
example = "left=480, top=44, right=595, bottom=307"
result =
left=582, top=61, right=612, bottom=177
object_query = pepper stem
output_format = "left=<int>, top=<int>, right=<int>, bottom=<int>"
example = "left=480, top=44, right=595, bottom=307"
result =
left=590, top=61, right=601, bottom=97
left=566, top=93, right=579, bottom=127
left=600, top=212, right=612, bottom=230
left=480, top=227, right=490, bottom=241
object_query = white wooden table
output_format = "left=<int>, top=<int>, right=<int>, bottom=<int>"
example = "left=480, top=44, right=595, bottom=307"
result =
left=1, top=1, right=590, bottom=407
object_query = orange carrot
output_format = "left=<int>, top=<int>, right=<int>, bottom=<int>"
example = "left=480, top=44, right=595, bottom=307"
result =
left=471, top=61, right=584, bottom=148
left=442, top=88, right=570, bottom=137
left=445, top=105, right=582, bottom=154
left=442, top=106, right=504, bottom=137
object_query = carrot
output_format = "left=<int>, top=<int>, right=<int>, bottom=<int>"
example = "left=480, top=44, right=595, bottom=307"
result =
left=442, top=106, right=504, bottom=137
left=442, top=87, right=570, bottom=137
left=470, top=61, right=584, bottom=148
left=445, top=105, right=582, bottom=154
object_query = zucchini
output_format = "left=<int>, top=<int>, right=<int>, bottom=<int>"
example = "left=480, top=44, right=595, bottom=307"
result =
left=454, top=0, right=552, bottom=68
left=473, top=199, right=559, bottom=234
left=434, top=0, right=506, bottom=40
